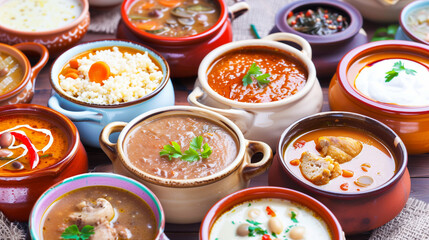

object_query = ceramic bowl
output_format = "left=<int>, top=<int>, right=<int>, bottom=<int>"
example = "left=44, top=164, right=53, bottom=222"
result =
left=188, top=32, right=323, bottom=149
left=47, top=40, right=175, bottom=148
left=396, top=0, right=429, bottom=45
left=0, top=104, right=88, bottom=221
left=0, top=0, right=90, bottom=56
left=343, top=0, right=415, bottom=23
left=29, top=172, right=167, bottom=240
left=329, top=40, right=429, bottom=154
left=268, top=111, right=410, bottom=234
left=270, top=0, right=367, bottom=79
left=200, top=186, right=345, bottom=240
left=100, top=106, right=273, bottom=224
left=0, top=42, right=49, bottom=105
left=117, top=0, right=249, bottom=78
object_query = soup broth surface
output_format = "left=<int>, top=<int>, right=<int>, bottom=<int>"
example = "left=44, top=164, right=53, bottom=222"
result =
left=0, top=52, right=24, bottom=95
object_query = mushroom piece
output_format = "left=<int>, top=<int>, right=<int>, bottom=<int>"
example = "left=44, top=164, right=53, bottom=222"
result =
left=91, top=219, right=118, bottom=240
left=69, top=198, right=115, bottom=226
left=171, top=7, right=195, bottom=18
left=0, top=68, right=8, bottom=77
left=178, top=18, right=195, bottom=26
left=187, top=4, right=214, bottom=13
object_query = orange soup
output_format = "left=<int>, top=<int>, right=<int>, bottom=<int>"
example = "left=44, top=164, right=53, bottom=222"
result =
left=0, top=115, right=69, bottom=174
left=0, top=51, right=24, bottom=95
left=207, top=47, right=307, bottom=103
left=284, top=127, right=396, bottom=193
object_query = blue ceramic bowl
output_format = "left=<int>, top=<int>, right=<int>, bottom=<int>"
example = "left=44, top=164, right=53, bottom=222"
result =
left=48, top=40, right=175, bottom=147
left=396, top=0, right=429, bottom=45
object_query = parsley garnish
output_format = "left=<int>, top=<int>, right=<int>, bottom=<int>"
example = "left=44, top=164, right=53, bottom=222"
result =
left=246, top=219, right=267, bottom=237
left=246, top=219, right=261, bottom=226
left=160, top=136, right=212, bottom=162
left=61, top=225, right=94, bottom=240
left=242, top=63, right=271, bottom=87
left=385, top=60, right=417, bottom=82
left=291, top=211, right=298, bottom=223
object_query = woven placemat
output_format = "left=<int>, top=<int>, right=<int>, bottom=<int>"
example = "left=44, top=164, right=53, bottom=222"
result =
left=0, top=211, right=25, bottom=240
left=88, top=5, right=122, bottom=34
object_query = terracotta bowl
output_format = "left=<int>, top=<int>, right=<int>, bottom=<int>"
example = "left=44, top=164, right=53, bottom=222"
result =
left=270, top=0, right=367, bottom=79
left=118, top=0, right=249, bottom=78
left=0, top=42, right=49, bottom=105
left=268, top=111, right=410, bottom=235
left=396, top=0, right=429, bottom=45
left=329, top=40, right=429, bottom=154
left=0, top=0, right=90, bottom=56
left=100, top=106, right=273, bottom=224
left=0, top=104, right=88, bottom=221
left=200, top=186, right=345, bottom=240
left=343, top=0, right=415, bottom=23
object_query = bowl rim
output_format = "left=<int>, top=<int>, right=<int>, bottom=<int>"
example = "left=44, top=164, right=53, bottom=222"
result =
left=113, top=105, right=248, bottom=187
left=120, top=0, right=228, bottom=44
left=276, top=111, right=408, bottom=198
left=337, top=40, right=429, bottom=114
left=0, top=104, right=80, bottom=180
left=197, top=39, right=317, bottom=109
left=0, top=0, right=89, bottom=35
left=29, top=172, right=165, bottom=240
left=0, top=43, right=31, bottom=101
left=50, top=39, right=171, bottom=108
left=200, top=186, right=343, bottom=240
left=274, top=0, right=363, bottom=45
left=399, top=0, right=429, bottom=45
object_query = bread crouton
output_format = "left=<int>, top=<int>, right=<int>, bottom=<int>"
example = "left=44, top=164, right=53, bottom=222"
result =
left=317, top=136, right=363, bottom=163
left=299, top=151, right=341, bottom=185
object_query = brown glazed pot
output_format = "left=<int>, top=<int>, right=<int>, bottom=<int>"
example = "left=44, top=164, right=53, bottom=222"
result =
left=0, top=104, right=88, bottom=221
left=268, top=111, right=410, bottom=235
left=0, top=42, right=49, bottom=106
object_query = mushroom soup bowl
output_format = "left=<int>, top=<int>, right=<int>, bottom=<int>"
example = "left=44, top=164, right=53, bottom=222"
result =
left=396, top=0, right=429, bottom=45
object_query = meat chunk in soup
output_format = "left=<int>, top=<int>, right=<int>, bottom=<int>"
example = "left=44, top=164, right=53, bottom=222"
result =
left=92, top=219, right=118, bottom=240
left=317, top=136, right=363, bottom=163
left=69, top=198, right=115, bottom=226
left=299, top=151, right=341, bottom=185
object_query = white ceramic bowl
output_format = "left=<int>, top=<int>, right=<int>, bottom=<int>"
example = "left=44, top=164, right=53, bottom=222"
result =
left=343, top=0, right=415, bottom=23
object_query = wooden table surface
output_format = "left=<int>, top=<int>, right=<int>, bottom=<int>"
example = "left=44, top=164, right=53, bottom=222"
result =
left=24, top=24, right=429, bottom=240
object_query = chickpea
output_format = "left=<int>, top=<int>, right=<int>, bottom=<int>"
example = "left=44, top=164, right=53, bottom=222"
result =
left=0, top=132, right=13, bottom=148
left=268, top=217, right=284, bottom=234
left=247, top=208, right=261, bottom=219
left=289, top=226, right=306, bottom=240
left=236, top=223, right=249, bottom=236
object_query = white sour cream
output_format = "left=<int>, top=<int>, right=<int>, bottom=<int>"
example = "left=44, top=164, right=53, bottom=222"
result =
left=210, top=198, right=332, bottom=240
left=354, top=59, right=429, bottom=107
left=0, top=0, right=82, bottom=32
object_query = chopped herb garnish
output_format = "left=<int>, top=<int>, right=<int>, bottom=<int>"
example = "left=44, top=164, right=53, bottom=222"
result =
left=246, top=219, right=261, bottom=226
left=271, top=232, right=278, bottom=238
left=40, top=153, right=53, bottom=158
left=242, top=63, right=271, bottom=87
left=291, top=211, right=298, bottom=223
left=248, top=225, right=267, bottom=237
left=61, top=225, right=94, bottom=240
left=232, top=221, right=235, bottom=224
left=248, top=203, right=252, bottom=207
left=385, top=60, right=417, bottom=82
left=160, top=136, right=212, bottom=162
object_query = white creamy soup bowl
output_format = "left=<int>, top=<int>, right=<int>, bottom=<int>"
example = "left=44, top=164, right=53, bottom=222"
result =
left=100, top=106, right=273, bottom=224
left=188, top=33, right=323, bottom=149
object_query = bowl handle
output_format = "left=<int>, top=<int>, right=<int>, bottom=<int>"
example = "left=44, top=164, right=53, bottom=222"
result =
left=99, top=121, right=127, bottom=162
left=262, top=33, right=312, bottom=59
left=228, top=0, right=250, bottom=20
left=48, top=94, right=103, bottom=122
left=188, top=86, right=254, bottom=133
left=242, top=140, right=273, bottom=182
left=13, top=42, right=49, bottom=85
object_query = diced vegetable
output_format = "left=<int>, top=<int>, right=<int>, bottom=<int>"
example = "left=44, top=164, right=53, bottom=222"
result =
left=88, top=61, right=110, bottom=85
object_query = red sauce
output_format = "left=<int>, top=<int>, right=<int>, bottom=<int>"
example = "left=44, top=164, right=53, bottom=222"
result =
left=207, top=47, right=307, bottom=103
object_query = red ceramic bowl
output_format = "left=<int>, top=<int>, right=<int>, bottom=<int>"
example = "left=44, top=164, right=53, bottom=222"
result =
left=118, top=0, right=249, bottom=78
left=268, top=111, right=410, bottom=235
left=200, top=186, right=344, bottom=240
left=329, top=40, right=429, bottom=154
left=0, top=104, right=88, bottom=221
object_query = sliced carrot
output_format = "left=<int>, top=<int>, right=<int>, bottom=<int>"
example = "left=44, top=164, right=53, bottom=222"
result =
left=139, top=0, right=155, bottom=9
left=135, top=21, right=163, bottom=31
left=69, top=59, right=79, bottom=69
left=342, top=169, right=354, bottom=178
left=65, top=68, right=79, bottom=75
left=65, top=72, right=79, bottom=79
left=158, top=0, right=182, bottom=7
left=88, top=61, right=110, bottom=85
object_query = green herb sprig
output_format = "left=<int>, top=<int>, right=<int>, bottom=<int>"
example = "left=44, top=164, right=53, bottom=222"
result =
left=61, top=225, right=94, bottom=240
left=242, top=63, right=271, bottom=87
left=385, top=61, right=417, bottom=82
left=291, top=211, right=299, bottom=223
left=246, top=219, right=267, bottom=237
left=160, top=136, right=212, bottom=162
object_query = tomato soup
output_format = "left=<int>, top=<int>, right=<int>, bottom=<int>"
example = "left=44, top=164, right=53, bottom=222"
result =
left=207, top=47, right=307, bottom=103
left=284, top=127, right=396, bottom=193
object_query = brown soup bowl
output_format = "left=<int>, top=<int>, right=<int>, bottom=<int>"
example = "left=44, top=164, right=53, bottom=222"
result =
left=329, top=40, right=429, bottom=154
left=100, top=106, right=273, bottom=224
left=0, top=104, right=88, bottom=221
left=268, top=111, right=410, bottom=235
left=201, top=186, right=345, bottom=240
left=0, top=42, right=49, bottom=105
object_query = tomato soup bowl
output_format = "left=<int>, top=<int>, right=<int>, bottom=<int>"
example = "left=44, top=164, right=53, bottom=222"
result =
left=118, top=0, right=249, bottom=78
left=0, top=104, right=88, bottom=222
left=0, top=42, right=49, bottom=105
left=29, top=172, right=167, bottom=240
left=188, top=32, right=323, bottom=149
left=329, top=40, right=429, bottom=154
left=100, top=106, right=273, bottom=224
left=200, top=186, right=345, bottom=240
left=268, top=111, right=410, bottom=235
left=48, top=40, right=175, bottom=148
left=0, top=0, right=89, bottom=56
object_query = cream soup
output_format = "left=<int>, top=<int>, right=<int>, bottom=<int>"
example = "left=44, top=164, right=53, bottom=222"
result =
left=0, top=0, right=82, bottom=32
left=210, top=198, right=332, bottom=240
